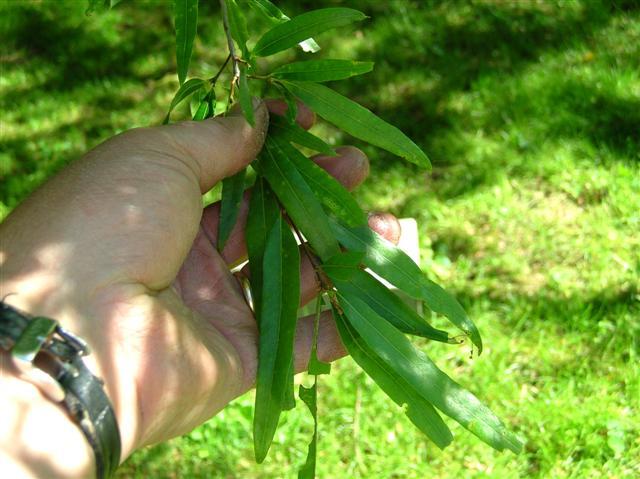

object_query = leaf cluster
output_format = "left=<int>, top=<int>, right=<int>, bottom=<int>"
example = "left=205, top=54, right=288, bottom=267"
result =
left=161, top=0, right=524, bottom=475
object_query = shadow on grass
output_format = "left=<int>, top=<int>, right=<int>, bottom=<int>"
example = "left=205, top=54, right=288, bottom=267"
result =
left=1, top=1, right=173, bottom=89
left=455, top=285, right=640, bottom=356
left=307, top=0, right=640, bottom=196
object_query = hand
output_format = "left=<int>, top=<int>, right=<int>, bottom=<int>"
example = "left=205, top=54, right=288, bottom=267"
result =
left=0, top=99, right=399, bottom=475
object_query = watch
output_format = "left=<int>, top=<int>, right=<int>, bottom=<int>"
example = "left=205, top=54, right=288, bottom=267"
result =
left=0, top=300, right=121, bottom=479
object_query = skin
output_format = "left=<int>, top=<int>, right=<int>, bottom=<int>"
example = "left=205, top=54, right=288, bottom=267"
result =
left=0, top=99, right=399, bottom=478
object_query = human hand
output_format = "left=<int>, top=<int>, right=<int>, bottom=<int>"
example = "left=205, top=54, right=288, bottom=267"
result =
left=0, top=99, right=399, bottom=473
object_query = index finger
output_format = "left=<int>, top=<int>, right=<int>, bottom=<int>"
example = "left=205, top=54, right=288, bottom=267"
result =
left=265, top=99, right=316, bottom=130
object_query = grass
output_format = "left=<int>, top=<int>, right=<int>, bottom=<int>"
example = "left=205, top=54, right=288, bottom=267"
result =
left=1, top=0, right=639, bottom=477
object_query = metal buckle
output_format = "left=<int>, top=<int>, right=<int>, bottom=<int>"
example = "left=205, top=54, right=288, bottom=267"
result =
left=55, top=325, right=90, bottom=356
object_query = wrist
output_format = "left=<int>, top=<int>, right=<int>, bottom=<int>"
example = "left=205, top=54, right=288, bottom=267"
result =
left=0, top=275, right=141, bottom=463
left=0, top=351, right=96, bottom=478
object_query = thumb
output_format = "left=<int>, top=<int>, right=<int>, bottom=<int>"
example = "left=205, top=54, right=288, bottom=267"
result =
left=159, top=98, right=268, bottom=192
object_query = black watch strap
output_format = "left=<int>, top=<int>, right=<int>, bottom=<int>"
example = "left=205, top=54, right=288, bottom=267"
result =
left=0, top=301, right=121, bottom=479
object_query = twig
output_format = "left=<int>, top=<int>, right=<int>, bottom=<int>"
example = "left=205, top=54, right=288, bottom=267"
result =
left=290, top=223, right=332, bottom=291
left=209, top=53, right=231, bottom=85
left=219, top=0, right=240, bottom=112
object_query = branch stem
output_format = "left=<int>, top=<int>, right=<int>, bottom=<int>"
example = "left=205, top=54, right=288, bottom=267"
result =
left=219, top=0, right=240, bottom=112
left=289, top=221, right=343, bottom=314
left=209, top=53, right=231, bottom=85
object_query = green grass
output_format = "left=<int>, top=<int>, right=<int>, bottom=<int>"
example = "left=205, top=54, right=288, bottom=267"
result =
left=1, top=0, right=639, bottom=477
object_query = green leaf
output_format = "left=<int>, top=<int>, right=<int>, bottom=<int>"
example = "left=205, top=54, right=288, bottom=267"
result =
left=191, top=99, right=210, bottom=121
left=329, top=269, right=450, bottom=343
left=191, top=90, right=214, bottom=121
left=163, top=78, right=206, bottom=124
left=253, top=8, right=367, bottom=57
left=239, top=65, right=255, bottom=126
left=329, top=219, right=483, bottom=353
left=337, top=294, right=522, bottom=453
left=273, top=60, right=374, bottom=82
left=270, top=117, right=336, bottom=156
left=12, top=317, right=57, bottom=363
left=246, top=0, right=321, bottom=53
left=259, top=136, right=341, bottom=261
left=269, top=135, right=366, bottom=227
left=217, top=168, right=246, bottom=252
left=321, top=251, right=364, bottom=282
left=280, top=86, right=298, bottom=125
left=254, top=215, right=301, bottom=463
left=282, top=81, right=430, bottom=169
left=246, top=177, right=280, bottom=321
left=332, top=306, right=453, bottom=449
left=174, top=0, right=198, bottom=85
left=307, top=296, right=331, bottom=376
left=225, top=0, right=249, bottom=58
left=246, top=0, right=288, bottom=24
left=282, top=359, right=296, bottom=411
left=298, top=383, right=319, bottom=479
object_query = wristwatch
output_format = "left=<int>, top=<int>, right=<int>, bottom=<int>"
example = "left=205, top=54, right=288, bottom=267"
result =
left=0, top=300, right=121, bottom=479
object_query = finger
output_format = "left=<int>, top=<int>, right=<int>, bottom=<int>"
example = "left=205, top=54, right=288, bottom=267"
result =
left=297, top=212, right=402, bottom=307
left=265, top=99, right=316, bottom=130
left=132, top=99, right=269, bottom=193
left=293, top=310, right=346, bottom=374
left=366, top=211, right=402, bottom=246
left=201, top=146, right=370, bottom=265
left=310, top=146, right=370, bottom=190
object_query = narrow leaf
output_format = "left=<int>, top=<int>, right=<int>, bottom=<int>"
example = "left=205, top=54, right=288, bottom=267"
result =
left=217, top=168, right=247, bottom=251
left=163, top=78, right=206, bottom=124
left=330, top=219, right=482, bottom=353
left=337, top=294, right=523, bottom=453
left=254, top=216, right=301, bottom=463
left=298, top=383, right=319, bottom=479
left=246, top=0, right=321, bottom=52
left=281, top=87, right=298, bottom=125
left=192, top=90, right=214, bottom=121
left=246, top=0, right=288, bottom=24
left=192, top=99, right=210, bottom=121
left=239, top=66, right=255, bottom=126
left=332, top=306, right=453, bottom=449
left=174, top=0, right=198, bottom=85
left=270, top=135, right=366, bottom=227
left=225, top=0, right=250, bottom=58
left=273, top=60, right=374, bottom=82
left=282, top=81, right=430, bottom=168
left=282, top=358, right=296, bottom=411
left=253, top=8, right=366, bottom=57
left=270, top=117, right=336, bottom=156
left=321, top=251, right=364, bottom=282
left=246, top=177, right=280, bottom=321
left=307, top=296, right=331, bottom=376
left=329, top=269, right=450, bottom=343
left=259, top=136, right=341, bottom=260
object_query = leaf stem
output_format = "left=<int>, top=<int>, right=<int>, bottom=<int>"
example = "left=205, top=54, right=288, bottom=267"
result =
left=288, top=220, right=343, bottom=316
left=209, top=53, right=231, bottom=85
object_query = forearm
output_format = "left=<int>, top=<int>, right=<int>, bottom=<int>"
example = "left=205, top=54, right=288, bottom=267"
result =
left=0, top=352, right=95, bottom=478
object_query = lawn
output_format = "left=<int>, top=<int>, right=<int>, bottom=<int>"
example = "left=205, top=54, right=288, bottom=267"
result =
left=1, top=0, right=639, bottom=478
